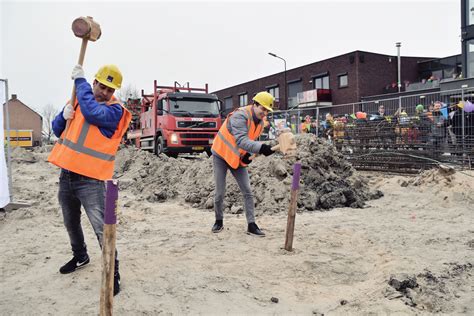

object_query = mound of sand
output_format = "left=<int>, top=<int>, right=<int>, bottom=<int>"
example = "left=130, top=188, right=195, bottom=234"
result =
left=114, top=134, right=383, bottom=216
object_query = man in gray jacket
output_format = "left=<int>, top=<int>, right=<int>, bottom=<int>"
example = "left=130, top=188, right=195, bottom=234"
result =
left=210, top=92, right=275, bottom=237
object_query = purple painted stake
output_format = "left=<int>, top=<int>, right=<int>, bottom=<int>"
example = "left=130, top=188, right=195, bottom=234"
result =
left=104, top=180, right=118, bottom=225
left=285, top=162, right=302, bottom=251
left=291, top=163, right=301, bottom=190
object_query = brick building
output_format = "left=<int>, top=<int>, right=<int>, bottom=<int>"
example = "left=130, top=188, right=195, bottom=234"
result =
left=213, top=50, right=433, bottom=113
left=3, top=94, right=43, bottom=146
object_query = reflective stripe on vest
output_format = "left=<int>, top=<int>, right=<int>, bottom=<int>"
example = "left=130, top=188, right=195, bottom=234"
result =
left=215, top=130, right=241, bottom=157
left=48, top=96, right=131, bottom=180
left=211, top=105, right=263, bottom=169
left=56, top=121, right=115, bottom=161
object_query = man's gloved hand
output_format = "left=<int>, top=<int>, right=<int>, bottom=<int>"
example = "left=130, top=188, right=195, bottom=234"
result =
left=259, top=144, right=275, bottom=156
left=241, top=153, right=252, bottom=165
left=63, top=104, right=75, bottom=120
left=71, top=64, right=85, bottom=80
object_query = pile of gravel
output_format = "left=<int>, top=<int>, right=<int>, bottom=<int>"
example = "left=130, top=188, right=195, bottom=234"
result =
left=114, top=133, right=383, bottom=215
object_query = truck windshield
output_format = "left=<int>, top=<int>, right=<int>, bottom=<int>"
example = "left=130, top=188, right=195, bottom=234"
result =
left=169, top=98, right=220, bottom=117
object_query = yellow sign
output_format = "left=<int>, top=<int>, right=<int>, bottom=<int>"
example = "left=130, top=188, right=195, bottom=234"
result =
left=5, top=130, right=33, bottom=147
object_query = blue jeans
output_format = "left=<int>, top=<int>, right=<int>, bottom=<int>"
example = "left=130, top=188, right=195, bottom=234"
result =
left=58, top=169, right=119, bottom=272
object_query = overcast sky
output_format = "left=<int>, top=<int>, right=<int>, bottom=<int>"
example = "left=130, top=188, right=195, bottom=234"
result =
left=1, top=0, right=461, bottom=114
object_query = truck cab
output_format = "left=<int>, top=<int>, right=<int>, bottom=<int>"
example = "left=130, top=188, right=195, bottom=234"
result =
left=127, top=81, right=222, bottom=157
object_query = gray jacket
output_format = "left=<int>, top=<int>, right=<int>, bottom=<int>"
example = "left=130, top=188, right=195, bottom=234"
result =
left=228, top=109, right=264, bottom=154
left=212, top=107, right=264, bottom=158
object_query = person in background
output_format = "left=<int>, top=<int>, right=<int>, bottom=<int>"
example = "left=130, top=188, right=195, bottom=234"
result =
left=417, top=104, right=432, bottom=145
left=210, top=91, right=276, bottom=237
left=426, top=102, right=434, bottom=122
left=48, top=64, right=131, bottom=296
left=431, top=101, right=446, bottom=157
left=376, top=105, right=386, bottom=117
left=310, top=119, right=319, bottom=136
left=300, top=115, right=312, bottom=133
left=323, top=113, right=334, bottom=143
left=407, top=105, right=424, bottom=145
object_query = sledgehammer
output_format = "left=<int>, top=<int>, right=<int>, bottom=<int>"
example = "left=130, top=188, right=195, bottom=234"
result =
left=250, top=128, right=297, bottom=160
left=64, top=16, right=101, bottom=133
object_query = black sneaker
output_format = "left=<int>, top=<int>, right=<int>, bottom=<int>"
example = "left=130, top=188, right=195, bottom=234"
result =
left=59, top=255, right=90, bottom=274
left=247, top=223, right=265, bottom=237
left=211, top=220, right=223, bottom=233
left=114, top=272, right=121, bottom=296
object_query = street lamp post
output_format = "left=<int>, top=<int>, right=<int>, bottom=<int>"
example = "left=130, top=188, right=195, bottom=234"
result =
left=268, top=52, right=287, bottom=109
left=396, top=42, right=401, bottom=93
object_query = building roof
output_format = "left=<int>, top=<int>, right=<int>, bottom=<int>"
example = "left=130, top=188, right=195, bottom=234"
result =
left=212, top=50, right=436, bottom=94
left=3, top=96, right=43, bottom=120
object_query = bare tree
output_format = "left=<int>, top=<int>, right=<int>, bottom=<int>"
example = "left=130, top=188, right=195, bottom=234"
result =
left=116, top=84, right=140, bottom=103
left=41, top=103, right=59, bottom=144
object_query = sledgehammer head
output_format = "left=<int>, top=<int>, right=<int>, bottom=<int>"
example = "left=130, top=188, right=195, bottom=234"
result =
left=275, top=128, right=297, bottom=158
left=72, top=16, right=101, bottom=41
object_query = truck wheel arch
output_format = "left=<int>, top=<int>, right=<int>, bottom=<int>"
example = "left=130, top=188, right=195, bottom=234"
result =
left=154, top=131, right=166, bottom=156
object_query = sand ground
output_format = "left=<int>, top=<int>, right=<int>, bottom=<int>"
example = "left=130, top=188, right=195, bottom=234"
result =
left=0, top=150, right=473, bottom=315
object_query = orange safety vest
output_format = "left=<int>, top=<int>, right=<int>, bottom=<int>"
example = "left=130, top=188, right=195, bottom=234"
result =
left=212, top=105, right=263, bottom=169
left=48, top=96, right=132, bottom=180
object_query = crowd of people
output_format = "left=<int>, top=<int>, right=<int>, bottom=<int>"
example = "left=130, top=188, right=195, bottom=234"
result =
left=264, top=101, right=474, bottom=158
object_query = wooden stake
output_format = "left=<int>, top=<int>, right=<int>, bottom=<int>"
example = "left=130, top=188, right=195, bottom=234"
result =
left=100, top=180, right=118, bottom=316
left=284, top=163, right=301, bottom=251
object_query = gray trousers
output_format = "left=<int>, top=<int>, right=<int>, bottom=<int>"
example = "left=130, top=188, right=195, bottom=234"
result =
left=213, top=154, right=255, bottom=224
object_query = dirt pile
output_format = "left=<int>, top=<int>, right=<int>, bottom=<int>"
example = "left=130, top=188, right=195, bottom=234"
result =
left=386, top=263, right=473, bottom=313
left=404, top=166, right=456, bottom=187
left=10, top=146, right=37, bottom=163
left=115, top=133, right=382, bottom=215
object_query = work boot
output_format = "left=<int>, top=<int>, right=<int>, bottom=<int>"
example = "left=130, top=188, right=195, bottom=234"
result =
left=211, top=220, right=223, bottom=233
left=247, top=222, right=265, bottom=237
left=114, top=272, right=121, bottom=296
left=59, top=255, right=90, bottom=274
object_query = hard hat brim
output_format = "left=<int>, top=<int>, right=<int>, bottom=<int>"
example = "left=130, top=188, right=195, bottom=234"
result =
left=96, top=77, right=120, bottom=90
left=261, top=104, right=273, bottom=112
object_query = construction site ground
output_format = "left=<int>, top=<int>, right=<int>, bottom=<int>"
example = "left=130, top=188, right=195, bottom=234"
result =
left=0, top=136, right=473, bottom=315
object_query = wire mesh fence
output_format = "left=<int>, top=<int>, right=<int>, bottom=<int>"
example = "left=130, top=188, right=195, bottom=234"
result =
left=264, top=87, right=474, bottom=173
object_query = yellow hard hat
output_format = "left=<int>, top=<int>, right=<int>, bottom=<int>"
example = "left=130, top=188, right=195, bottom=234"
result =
left=95, top=64, right=122, bottom=90
left=252, top=91, right=274, bottom=112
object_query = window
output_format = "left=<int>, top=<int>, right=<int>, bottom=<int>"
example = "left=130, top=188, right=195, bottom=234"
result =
left=468, top=0, right=474, bottom=25
left=239, top=93, right=248, bottom=107
left=468, top=39, right=474, bottom=78
left=224, top=97, right=233, bottom=114
left=267, top=86, right=279, bottom=101
left=431, top=70, right=442, bottom=80
left=338, top=74, right=348, bottom=88
left=287, top=80, right=302, bottom=98
left=313, top=75, right=330, bottom=89
left=287, top=80, right=302, bottom=109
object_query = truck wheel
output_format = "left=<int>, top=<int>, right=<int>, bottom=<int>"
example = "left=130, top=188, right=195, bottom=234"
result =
left=154, top=136, right=164, bottom=156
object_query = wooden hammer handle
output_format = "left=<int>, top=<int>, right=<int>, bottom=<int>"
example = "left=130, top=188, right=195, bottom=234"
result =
left=64, top=37, right=89, bottom=135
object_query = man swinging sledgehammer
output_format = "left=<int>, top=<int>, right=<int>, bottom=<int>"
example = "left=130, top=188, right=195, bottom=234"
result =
left=210, top=91, right=276, bottom=237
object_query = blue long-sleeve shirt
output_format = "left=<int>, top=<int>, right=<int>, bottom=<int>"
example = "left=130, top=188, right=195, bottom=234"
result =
left=52, top=78, right=123, bottom=138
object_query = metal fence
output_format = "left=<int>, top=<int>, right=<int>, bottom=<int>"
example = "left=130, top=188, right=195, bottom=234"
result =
left=264, top=87, right=474, bottom=173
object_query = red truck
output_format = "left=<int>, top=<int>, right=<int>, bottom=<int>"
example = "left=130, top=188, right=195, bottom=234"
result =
left=126, top=81, right=222, bottom=157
